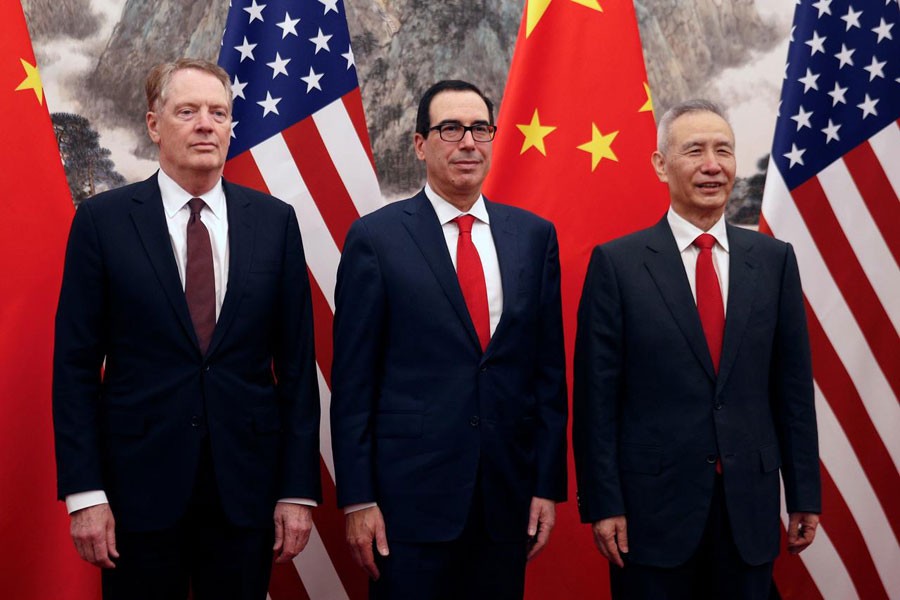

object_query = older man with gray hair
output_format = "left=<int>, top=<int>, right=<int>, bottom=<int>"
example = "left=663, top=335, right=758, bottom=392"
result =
left=573, top=99, right=821, bottom=599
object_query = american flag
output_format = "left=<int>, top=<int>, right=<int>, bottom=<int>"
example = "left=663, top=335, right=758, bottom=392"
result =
left=218, top=1, right=382, bottom=597
left=760, top=1, right=899, bottom=598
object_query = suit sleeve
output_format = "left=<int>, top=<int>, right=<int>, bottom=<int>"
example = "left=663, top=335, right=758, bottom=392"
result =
left=273, top=206, right=322, bottom=502
left=330, top=219, right=386, bottom=507
left=772, top=243, right=820, bottom=513
left=572, top=245, right=626, bottom=523
left=533, top=224, right=568, bottom=501
left=53, top=203, right=107, bottom=499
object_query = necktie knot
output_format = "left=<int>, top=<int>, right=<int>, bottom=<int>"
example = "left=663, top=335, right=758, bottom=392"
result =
left=693, top=233, right=716, bottom=251
left=454, top=214, right=476, bottom=235
left=188, top=198, right=206, bottom=217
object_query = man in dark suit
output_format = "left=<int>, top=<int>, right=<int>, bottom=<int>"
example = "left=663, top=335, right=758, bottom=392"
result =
left=53, top=59, right=322, bottom=599
left=573, top=99, right=821, bottom=599
left=330, top=80, right=568, bottom=599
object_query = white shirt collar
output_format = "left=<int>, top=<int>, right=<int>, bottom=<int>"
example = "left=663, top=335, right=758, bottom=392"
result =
left=667, top=206, right=729, bottom=254
left=424, top=183, right=490, bottom=226
left=158, top=168, right=226, bottom=221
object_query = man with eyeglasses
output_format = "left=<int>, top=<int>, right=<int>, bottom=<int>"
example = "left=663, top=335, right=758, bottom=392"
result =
left=331, top=80, right=567, bottom=599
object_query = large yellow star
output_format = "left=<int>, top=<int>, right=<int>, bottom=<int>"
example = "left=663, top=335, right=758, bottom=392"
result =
left=15, top=58, right=44, bottom=105
left=639, top=82, right=653, bottom=113
left=526, top=0, right=602, bottom=38
left=577, top=124, right=619, bottom=171
left=516, top=109, right=557, bottom=156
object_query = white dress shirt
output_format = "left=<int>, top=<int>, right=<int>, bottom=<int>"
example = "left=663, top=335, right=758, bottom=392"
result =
left=666, top=206, right=730, bottom=314
left=424, top=183, right=504, bottom=335
left=67, top=169, right=313, bottom=514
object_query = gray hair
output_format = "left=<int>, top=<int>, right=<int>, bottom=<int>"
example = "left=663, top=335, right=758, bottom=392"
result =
left=145, top=58, right=233, bottom=114
left=656, top=99, right=730, bottom=154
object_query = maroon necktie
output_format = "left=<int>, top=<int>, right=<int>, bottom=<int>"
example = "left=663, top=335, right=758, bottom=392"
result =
left=185, top=198, right=216, bottom=355
left=454, top=215, right=490, bottom=352
left=693, top=233, right=724, bottom=373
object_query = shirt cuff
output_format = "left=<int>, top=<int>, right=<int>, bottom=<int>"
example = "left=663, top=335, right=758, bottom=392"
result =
left=65, top=490, right=109, bottom=514
left=343, top=502, right=377, bottom=514
left=277, top=498, right=318, bottom=507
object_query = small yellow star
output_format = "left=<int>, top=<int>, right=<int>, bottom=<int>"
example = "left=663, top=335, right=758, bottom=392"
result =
left=571, top=0, right=602, bottom=11
left=15, top=58, right=44, bottom=105
left=526, top=0, right=553, bottom=37
left=577, top=123, right=619, bottom=171
left=526, top=0, right=602, bottom=38
left=639, top=82, right=653, bottom=113
left=516, top=109, right=557, bottom=156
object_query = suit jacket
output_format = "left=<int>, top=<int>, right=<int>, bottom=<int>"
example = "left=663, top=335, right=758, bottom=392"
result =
left=53, top=173, right=322, bottom=532
left=573, top=216, right=820, bottom=567
left=330, top=191, right=567, bottom=543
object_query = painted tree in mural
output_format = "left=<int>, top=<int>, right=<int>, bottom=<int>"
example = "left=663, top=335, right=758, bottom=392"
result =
left=51, top=112, right=124, bottom=205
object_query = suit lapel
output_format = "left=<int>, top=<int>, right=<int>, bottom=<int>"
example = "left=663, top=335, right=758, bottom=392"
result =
left=716, top=225, right=758, bottom=393
left=206, top=180, right=253, bottom=357
left=402, top=192, right=482, bottom=350
left=129, top=174, right=198, bottom=348
left=643, top=218, right=717, bottom=381
left=484, top=199, right=518, bottom=355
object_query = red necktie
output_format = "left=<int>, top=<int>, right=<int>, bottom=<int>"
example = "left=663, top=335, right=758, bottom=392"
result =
left=454, top=215, right=490, bottom=352
left=693, top=233, right=724, bottom=373
left=694, top=233, right=725, bottom=474
left=186, top=198, right=216, bottom=355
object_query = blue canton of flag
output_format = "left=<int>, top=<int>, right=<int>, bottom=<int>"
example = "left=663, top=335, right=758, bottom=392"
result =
left=772, top=0, right=899, bottom=189
left=219, top=0, right=358, bottom=158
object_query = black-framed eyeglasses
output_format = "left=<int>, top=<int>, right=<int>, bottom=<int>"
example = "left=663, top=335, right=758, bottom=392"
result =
left=428, top=122, right=497, bottom=143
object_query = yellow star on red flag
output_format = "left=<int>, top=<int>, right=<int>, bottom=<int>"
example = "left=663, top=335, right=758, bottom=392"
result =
left=577, top=123, right=619, bottom=171
left=526, top=0, right=602, bottom=37
left=15, top=58, right=44, bottom=104
left=639, top=82, right=653, bottom=113
left=516, top=109, right=557, bottom=156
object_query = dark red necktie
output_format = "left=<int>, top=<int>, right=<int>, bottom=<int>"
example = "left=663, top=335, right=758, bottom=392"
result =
left=454, top=215, right=490, bottom=352
left=185, top=198, right=216, bottom=355
left=693, top=233, right=724, bottom=373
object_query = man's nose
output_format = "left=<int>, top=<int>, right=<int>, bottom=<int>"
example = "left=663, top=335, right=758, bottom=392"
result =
left=457, top=129, right=477, bottom=148
left=195, top=109, right=214, bottom=130
left=700, top=151, right=723, bottom=173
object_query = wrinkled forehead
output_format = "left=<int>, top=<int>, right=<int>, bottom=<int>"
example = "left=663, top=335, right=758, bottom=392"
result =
left=429, top=90, right=491, bottom=124
left=670, top=111, right=735, bottom=149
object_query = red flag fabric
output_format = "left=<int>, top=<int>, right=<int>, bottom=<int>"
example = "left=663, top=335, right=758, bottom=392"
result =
left=483, top=1, right=668, bottom=597
left=218, top=1, right=381, bottom=597
left=0, top=2, right=99, bottom=597
left=761, top=1, right=899, bottom=598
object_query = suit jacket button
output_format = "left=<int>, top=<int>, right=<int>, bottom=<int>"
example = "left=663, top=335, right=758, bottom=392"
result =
left=714, top=403, right=723, bottom=410
left=191, top=415, right=201, bottom=428
left=706, top=454, right=717, bottom=464
left=469, top=416, right=480, bottom=427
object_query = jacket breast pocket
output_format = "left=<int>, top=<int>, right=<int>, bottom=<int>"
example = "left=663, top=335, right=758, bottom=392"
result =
left=375, top=412, right=423, bottom=439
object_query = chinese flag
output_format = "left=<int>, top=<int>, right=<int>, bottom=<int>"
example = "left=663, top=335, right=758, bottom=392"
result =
left=483, top=1, right=668, bottom=597
left=0, top=2, right=98, bottom=597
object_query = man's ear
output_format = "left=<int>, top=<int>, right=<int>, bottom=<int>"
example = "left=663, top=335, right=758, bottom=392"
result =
left=146, top=111, right=160, bottom=144
left=413, top=133, right=426, bottom=161
left=651, top=151, right=667, bottom=183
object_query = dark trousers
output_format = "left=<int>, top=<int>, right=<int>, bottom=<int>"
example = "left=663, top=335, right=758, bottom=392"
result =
left=370, top=483, right=528, bottom=600
left=101, top=442, right=275, bottom=600
left=610, top=474, right=774, bottom=600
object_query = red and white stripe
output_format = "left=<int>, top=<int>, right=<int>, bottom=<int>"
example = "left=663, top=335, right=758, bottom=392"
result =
left=225, top=89, right=382, bottom=600
left=762, top=119, right=900, bottom=599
